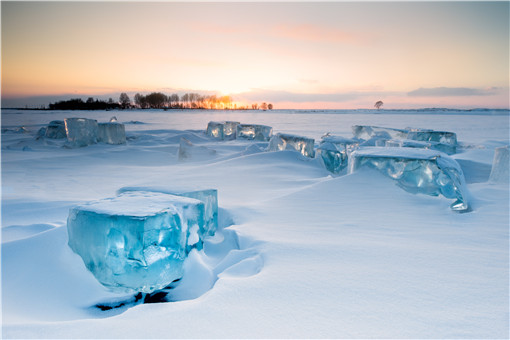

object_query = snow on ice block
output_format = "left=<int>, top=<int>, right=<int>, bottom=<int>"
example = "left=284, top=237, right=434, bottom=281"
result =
left=386, top=139, right=455, bottom=155
left=489, top=145, right=509, bottom=183
left=67, top=191, right=205, bottom=294
left=206, top=121, right=240, bottom=140
left=45, top=120, right=66, bottom=139
left=64, top=118, right=99, bottom=147
left=236, top=124, right=273, bottom=141
left=178, top=137, right=216, bottom=161
left=349, top=147, right=470, bottom=211
left=406, top=130, right=457, bottom=154
left=117, top=186, right=218, bottom=239
left=318, top=135, right=360, bottom=173
left=352, top=125, right=408, bottom=140
left=268, top=133, right=315, bottom=158
left=98, top=122, right=126, bottom=144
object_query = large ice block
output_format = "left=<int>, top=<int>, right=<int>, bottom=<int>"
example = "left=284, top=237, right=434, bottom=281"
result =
left=64, top=118, right=99, bottom=147
left=236, top=124, right=273, bottom=141
left=349, top=147, right=470, bottom=211
left=489, top=145, right=509, bottom=183
left=98, top=122, right=126, bottom=144
left=317, top=135, right=359, bottom=173
left=117, top=186, right=218, bottom=239
left=406, top=130, right=457, bottom=154
left=352, top=125, right=408, bottom=140
left=386, top=139, right=455, bottom=155
left=206, top=121, right=240, bottom=140
left=67, top=191, right=205, bottom=293
left=206, top=121, right=224, bottom=140
left=45, top=120, right=66, bottom=139
left=268, top=133, right=315, bottom=158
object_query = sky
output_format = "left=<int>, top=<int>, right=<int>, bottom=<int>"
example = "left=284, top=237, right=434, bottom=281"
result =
left=1, top=1, right=509, bottom=109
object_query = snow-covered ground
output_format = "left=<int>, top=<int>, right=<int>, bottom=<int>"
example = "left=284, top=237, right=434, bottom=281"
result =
left=1, top=109, right=509, bottom=338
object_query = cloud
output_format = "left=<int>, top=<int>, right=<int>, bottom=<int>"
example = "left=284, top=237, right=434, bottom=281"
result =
left=407, top=87, right=501, bottom=97
left=236, top=89, right=399, bottom=103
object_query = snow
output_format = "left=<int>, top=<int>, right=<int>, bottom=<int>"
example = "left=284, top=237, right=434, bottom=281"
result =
left=1, top=109, right=509, bottom=338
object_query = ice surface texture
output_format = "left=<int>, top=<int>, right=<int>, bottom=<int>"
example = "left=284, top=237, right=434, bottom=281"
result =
left=268, top=133, right=315, bottom=158
left=349, top=147, right=470, bottom=211
left=45, top=120, right=66, bottom=139
left=64, top=118, right=99, bottom=147
left=318, top=136, right=359, bottom=173
left=67, top=191, right=206, bottom=293
left=98, top=122, right=126, bottom=144
left=489, top=145, right=509, bottom=183
left=352, top=125, right=457, bottom=154
left=236, top=124, right=273, bottom=141
left=206, top=121, right=239, bottom=140
left=117, top=186, right=218, bottom=240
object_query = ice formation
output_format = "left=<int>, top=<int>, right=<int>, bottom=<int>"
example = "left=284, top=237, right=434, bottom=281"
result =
left=206, top=121, right=225, bottom=140
left=489, top=145, right=509, bottom=183
left=67, top=191, right=206, bottom=293
left=406, top=130, right=457, bottom=154
left=352, top=125, right=408, bottom=141
left=117, top=186, right=218, bottom=241
left=178, top=137, right=216, bottom=161
left=349, top=147, right=470, bottom=211
left=206, top=121, right=239, bottom=140
left=268, top=133, right=315, bottom=158
left=45, top=120, right=66, bottom=139
left=236, top=124, right=273, bottom=141
left=98, top=122, right=126, bottom=144
left=64, top=118, right=99, bottom=147
left=317, top=135, right=359, bottom=173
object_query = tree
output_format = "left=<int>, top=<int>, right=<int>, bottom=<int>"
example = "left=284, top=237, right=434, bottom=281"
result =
left=260, top=102, right=268, bottom=111
left=119, top=93, right=131, bottom=109
left=374, top=100, right=384, bottom=109
left=268, top=103, right=273, bottom=110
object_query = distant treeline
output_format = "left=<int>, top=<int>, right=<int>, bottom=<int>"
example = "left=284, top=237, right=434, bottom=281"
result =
left=48, top=92, right=274, bottom=111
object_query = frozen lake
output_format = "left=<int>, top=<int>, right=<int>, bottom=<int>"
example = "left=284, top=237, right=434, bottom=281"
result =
left=1, top=108, right=509, bottom=338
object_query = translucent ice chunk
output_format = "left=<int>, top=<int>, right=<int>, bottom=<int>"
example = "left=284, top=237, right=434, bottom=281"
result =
left=406, top=130, right=457, bottom=154
left=117, top=186, right=218, bottom=240
left=64, top=118, right=99, bottom=147
left=268, top=133, right=315, bottom=158
left=67, top=191, right=205, bottom=293
left=45, top=120, right=66, bottom=139
left=318, top=135, right=359, bottom=173
left=206, top=121, right=224, bottom=140
left=489, top=145, right=509, bottom=183
left=349, top=147, right=470, bottom=211
left=236, top=124, right=273, bottom=141
left=352, top=125, right=408, bottom=140
left=98, top=122, right=126, bottom=144
left=178, top=137, right=216, bottom=161
left=206, top=121, right=240, bottom=140
left=386, top=139, right=455, bottom=155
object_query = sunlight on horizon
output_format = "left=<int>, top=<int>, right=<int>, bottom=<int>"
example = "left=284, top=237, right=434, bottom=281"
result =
left=1, top=2, right=508, bottom=109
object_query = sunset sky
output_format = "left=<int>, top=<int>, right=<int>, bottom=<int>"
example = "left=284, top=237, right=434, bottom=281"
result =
left=2, top=1, right=509, bottom=109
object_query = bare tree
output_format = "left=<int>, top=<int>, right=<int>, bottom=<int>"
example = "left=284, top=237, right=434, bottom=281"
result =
left=268, top=103, right=273, bottom=110
left=374, top=101, right=384, bottom=109
left=119, top=93, right=131, bottom=109
left=260, top=102, right=268, bottom=111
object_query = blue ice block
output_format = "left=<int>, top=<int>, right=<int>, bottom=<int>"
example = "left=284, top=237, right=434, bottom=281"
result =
left=67, top=191, right=205, bottom=293
left=98, top=122, right=126, bottom=144
left=406, top=130, right=457, bottom=154
left=117, top=186, right=218, bottom=240
left=64, top=118, right=99, bottom=147
left=318, top=135, right=360, bottom=173
left=268, top=133, right=315, bottom=158
left=206, top=121, right=239, bottom=140
left=352, top=125, right=408, bottom=141
left=45, top=120, right=66, bottom=139
left=348, top=147, right=470, bottom=211
left=236, top=124, right=273, bottom=141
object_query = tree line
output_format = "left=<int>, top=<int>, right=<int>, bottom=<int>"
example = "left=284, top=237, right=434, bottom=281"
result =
left=49, top=92, right=274, bottom=111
